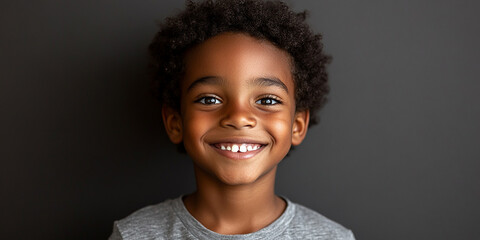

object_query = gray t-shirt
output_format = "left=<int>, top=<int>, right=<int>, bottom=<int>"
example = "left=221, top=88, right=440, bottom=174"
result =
left=109, top=196, right=355, bottom=240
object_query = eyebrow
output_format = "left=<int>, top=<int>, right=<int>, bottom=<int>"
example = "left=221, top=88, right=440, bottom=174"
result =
left=254, top=77, right=289, bottom=93
left=186, top=76, right=224, bottom=92
left=186, top=76, right=289, bottom=93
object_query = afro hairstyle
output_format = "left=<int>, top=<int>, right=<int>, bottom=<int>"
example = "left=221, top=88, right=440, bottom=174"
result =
left=149, top=0, right=331, bottom=126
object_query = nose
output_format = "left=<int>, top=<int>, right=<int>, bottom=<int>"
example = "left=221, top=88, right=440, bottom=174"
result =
left=220, top=102, right=257, bottom=129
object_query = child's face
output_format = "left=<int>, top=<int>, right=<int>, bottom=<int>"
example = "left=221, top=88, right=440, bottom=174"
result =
left=163, top=33, right=309, bottom=186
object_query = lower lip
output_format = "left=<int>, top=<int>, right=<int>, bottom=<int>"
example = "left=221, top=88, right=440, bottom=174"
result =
left=211, top=145, right=265, bottom=160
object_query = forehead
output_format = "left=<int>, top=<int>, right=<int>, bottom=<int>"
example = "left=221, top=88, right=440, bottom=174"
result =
left=182, top=33, right=294, bottom=91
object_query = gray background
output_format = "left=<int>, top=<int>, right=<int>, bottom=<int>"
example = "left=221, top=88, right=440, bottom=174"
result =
left=1, top=0, right=479, bottom=239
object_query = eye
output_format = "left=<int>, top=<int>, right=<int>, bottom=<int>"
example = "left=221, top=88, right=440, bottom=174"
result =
left=195, top=96, right=222, bottom=105
left=256, top=97, right=281, bottom=105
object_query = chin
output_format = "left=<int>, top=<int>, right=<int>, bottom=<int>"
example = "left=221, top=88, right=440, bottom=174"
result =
left=217, top=175, right=259, bottom=186
left=215, top=167, right=275, bottom=186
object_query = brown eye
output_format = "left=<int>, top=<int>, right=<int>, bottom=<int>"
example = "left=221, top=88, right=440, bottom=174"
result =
left=256, top=97, right=280, bottom=105
left=196, top=96, right=221, bottom=105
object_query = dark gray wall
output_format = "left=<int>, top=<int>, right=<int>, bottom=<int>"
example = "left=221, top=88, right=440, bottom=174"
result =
left=1, top=0, right=479, bottom=239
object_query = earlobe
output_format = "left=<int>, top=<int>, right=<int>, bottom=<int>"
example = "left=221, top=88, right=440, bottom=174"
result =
left=291, top=110, right=310, bottom=146
left=162, top=105, right=183, bottom=144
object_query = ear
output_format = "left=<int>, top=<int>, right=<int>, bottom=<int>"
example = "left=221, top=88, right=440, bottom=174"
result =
left=162, top=105, right=183, bottom=144
left=291, top=110, right=310, bottom=146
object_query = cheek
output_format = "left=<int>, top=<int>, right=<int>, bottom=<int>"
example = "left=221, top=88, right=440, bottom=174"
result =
left=262, top=113, right=293, bottom=143
left=182, top=111, right=215, bottom=146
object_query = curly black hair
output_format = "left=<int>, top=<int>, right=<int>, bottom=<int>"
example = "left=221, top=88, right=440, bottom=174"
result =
left=150, top=0, right=330, bottom=126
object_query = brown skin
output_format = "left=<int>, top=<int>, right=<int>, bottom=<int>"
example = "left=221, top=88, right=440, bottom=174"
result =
left=162, top=33, right=309, bottom=235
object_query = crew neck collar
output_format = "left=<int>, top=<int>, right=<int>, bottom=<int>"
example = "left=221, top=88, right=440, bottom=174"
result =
left=171, top=195, right=296, bottom=240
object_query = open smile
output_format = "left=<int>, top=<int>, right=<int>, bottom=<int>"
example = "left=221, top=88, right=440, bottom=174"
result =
left=214, top=143, right=263, bottom=153
left=209, top=141, right=267, bottom=160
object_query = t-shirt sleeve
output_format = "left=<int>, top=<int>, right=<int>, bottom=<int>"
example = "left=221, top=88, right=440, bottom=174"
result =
left=347, top=229, right=356, bottom=240
left=108, top=222, right=123, bottom=240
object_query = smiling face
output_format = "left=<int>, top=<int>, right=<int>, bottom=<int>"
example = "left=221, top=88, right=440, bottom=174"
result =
left=162, top=33, right=309, bottom=186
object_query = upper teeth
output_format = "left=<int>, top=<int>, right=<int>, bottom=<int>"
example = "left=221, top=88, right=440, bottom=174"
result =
left=219, top=144, right=260, bottom=153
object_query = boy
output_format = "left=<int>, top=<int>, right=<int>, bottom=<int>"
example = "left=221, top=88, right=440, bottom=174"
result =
left=109, top=0, right=355, bottom=239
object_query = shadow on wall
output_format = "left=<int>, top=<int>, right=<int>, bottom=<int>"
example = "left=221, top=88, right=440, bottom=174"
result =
left=49, top=56, right=195, bottom=239
left=4, top=49, right=195, bottom=239
left=1, top=1, right=195, bottom=237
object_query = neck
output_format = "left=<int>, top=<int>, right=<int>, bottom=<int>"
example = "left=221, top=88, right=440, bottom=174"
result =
left=183, top=165, right=286, bottom=235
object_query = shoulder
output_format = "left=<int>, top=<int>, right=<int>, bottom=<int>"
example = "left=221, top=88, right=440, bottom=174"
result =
left=117, top=198, right=175, bottom=228
left=110, top=198, right=180, bottom=239
left=286, top=201, right=355, bottom=240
